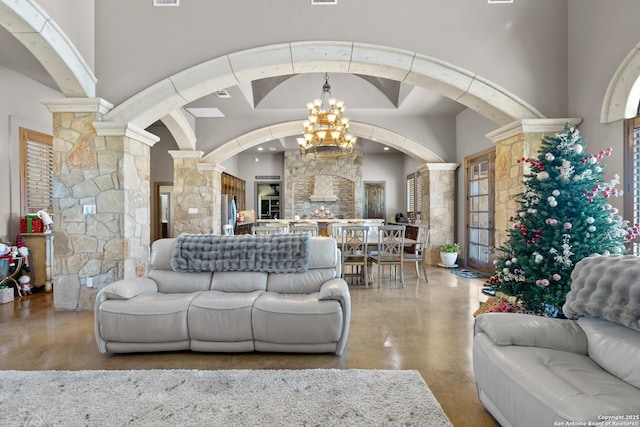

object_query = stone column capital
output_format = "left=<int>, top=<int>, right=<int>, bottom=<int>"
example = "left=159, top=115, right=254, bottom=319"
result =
left=168, top=150, right=204, bottom=159
left=41, top=97, right=114, bottom=115
left=421, top=162, right=459, bottom=172
left=93, top=121, right=160, bottom=147
left=486, top=118, right=583, bottom=143
left=197, top=163, right=226, bottom=173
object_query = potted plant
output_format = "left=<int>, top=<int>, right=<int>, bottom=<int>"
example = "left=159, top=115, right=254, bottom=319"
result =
left=439, top=243, right=460, bottom=267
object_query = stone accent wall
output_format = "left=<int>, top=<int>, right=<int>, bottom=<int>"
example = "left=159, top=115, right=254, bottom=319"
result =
left=284, top=151, right=362, bottom=219
left=292, top=176, right=355, bottom=218
left=419, top=164, right=459, bottom=265
left=46, top=98, right=156, bottom=310
left=170, top=151, right=217, bottom=235
left=488, top=119, right=581, bottom=249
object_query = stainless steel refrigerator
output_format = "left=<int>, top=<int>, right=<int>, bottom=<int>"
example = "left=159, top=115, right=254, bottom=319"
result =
left=221, top=194, right=237, bottom=234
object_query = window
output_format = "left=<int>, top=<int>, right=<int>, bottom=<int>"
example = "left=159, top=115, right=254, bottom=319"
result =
left=406, top=171, right=422, bottom=219
left=624, top=117, right=640, bottom=256
left=20, top=128, right=53, bottom=215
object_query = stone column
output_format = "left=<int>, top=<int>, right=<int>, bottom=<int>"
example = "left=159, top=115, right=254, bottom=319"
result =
left=419, top=163, right=459, bottom=265
left=170, top=151, right=220, bottom=235
left=487, top=118, right=581, bottom=248
left=43, top=98, right=158, bottom=310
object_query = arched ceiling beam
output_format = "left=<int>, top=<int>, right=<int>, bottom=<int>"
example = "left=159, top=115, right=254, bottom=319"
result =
left=0, top=0, right=96, bottom=97
left=104, top=41, right=545, bottom=129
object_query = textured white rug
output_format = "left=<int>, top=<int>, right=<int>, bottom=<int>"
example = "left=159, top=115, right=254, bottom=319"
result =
left=0, top=369, right=452, bottom=426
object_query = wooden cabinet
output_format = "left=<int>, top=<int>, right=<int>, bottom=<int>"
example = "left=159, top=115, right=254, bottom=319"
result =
left=19, top=233, right=53, bottom=291
left=236, top=223, right=253, bottom=235
left=221, top=172, right=246, bottom=210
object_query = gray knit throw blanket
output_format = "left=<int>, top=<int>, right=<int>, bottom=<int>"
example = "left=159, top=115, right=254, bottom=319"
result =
left=171, top=233, right=311, bottom=273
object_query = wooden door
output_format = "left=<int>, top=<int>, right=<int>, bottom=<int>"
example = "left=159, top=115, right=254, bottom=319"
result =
left=364, top=182, right=385, bottom=219
left=465, top=150, right=495, bottom=273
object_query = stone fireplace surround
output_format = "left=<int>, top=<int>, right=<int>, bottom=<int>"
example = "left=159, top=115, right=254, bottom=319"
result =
left=284, top=151, right=361, bottom=220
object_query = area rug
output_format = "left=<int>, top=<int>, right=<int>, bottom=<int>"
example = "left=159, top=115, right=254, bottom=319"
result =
left=451, top=268, right=486, bottom=279
left=0, top=369, right=452, bottom=426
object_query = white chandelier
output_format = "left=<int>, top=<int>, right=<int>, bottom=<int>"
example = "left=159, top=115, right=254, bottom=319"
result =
left=297, top=73, right=357, bottom=160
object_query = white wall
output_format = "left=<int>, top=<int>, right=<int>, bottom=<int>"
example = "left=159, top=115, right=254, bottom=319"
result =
left=567, top=0, right=640, bottom=216
left=363, top=153, right=404, bottom=223
left=149, top=125, right=178, bottom=184
left=0, top=66, right=61, bottom=240
left=237, top=152, right=285, bottom=213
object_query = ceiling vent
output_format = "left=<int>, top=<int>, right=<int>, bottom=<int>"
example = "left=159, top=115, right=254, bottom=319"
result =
left=215, top=90, right=231, bottom=99
left=311, top=0, right=338, bottom=5
left=153, top=0, right=179, bottom=6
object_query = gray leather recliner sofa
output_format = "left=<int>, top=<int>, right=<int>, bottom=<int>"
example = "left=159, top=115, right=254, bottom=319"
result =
left=94, top=235, right=351, bottom=355
left=473, top=255, right=640, bottom=426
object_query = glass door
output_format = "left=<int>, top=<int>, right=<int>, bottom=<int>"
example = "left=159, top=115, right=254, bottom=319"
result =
left=466, top=150, right=495, bottom=273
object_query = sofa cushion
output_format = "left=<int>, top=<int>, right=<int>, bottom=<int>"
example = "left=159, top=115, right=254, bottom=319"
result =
left=252, top=292, right=343, bottom=344
left=307, top=237, right=339, bottom=269
left=266, top=268, right=337, bottom=294
left=148, top=270, right=212, bottom=293
left=579, top=317, right=640, bottom=389
left=188, top=290, right=264, bottom=342
left=149, top=238, right=177, bottom=270
left=211, top=271, right=267, bottom=293
left=98, top=293, right=197, bottom=343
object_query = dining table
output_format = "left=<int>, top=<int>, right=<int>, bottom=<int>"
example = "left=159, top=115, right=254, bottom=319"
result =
left=332, top=235, right=419, bottom=286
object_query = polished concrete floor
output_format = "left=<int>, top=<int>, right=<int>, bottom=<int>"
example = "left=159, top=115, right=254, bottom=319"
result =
left=0, top=266, right=498, bottom=426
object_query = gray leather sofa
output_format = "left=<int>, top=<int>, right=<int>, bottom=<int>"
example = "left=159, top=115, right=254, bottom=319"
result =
left=94, top=235, right=350, bottom=355
left=473, top=255, right=640, bottom=426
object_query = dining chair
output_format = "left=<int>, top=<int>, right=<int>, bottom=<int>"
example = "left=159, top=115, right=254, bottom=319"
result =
left=403, top=225, right=430, bottom=282
left=252, top=225, right=280, bottom=235
left=340, top=225, right=370, bottom=285
left=290, top=224, right=318, bottom=236
left=328, top=221, right=346, bottom=239
left=369, top=224, right=406, bottom=287
left=266, top=221, right=289, bottom=233
left=223, top=224, right=234, bottom=236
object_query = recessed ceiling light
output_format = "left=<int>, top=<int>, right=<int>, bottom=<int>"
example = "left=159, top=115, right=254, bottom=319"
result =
left=254, top=157, right=260, bottom=162
left=257, top=147, right=264, bottom=151
left=383, top=147, right=390, bottom=151
left=268, top=147, right=277, bottom=151
left=185, top=107, right=225, bottom=118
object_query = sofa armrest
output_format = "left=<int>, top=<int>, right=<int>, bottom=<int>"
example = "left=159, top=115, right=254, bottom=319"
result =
left=475, top=312, right=588, bottom=355
left=319, top=278, right=349, bottom=301
left=99, top=277, right=158, bottom=300
left=94, top=278, right=158, bottom=354
left=319, top=278, right=351, bottom=356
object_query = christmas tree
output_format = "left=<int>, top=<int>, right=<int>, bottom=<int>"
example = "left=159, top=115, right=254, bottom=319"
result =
left=487, top=124, right=638, bottom=314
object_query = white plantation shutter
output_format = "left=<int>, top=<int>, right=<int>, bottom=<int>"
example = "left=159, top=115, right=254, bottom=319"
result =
left=20, top=128, right=53, bottom=215
left=405, top=172, right=422, bottom=218
left=406, top=174, right=415, bottom=213
left=415, top=171, right=422, bottom=214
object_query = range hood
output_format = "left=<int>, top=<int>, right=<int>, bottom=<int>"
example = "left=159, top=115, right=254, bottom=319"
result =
left=309, top=175, right=338, bottom=202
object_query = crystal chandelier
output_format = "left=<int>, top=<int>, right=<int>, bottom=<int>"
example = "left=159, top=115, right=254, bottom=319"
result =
left=297, top=73, right=357, bottom=160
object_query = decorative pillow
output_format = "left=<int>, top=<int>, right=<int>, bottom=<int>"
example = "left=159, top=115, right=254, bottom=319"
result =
left=564, top=255, right=640, bottom=331
left=171, top=233, right=310, bottom=273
